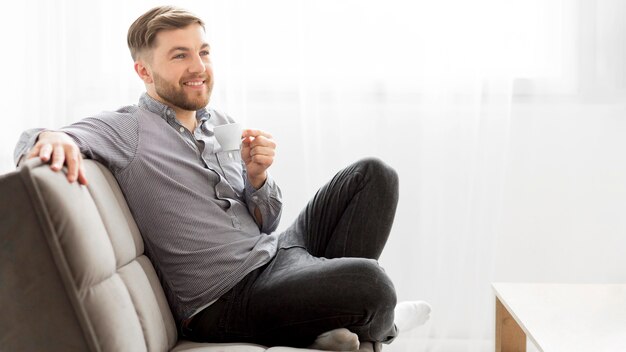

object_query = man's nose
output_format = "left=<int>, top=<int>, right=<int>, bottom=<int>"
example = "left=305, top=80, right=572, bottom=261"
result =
left=189, top=54, right=206, bottom=73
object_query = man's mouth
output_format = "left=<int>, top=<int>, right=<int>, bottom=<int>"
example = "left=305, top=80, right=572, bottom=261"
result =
left=183, top=80, right=205, bottom=86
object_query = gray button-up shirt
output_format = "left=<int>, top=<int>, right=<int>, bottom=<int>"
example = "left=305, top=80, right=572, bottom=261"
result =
left=14, top=93, right=282, bottom=323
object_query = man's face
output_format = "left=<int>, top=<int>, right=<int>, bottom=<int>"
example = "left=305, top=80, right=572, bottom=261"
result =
left=143, top=23, right=213, bottom=112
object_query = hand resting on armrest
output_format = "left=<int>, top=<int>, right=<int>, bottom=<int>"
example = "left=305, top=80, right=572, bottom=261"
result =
left=27, top=131, right=88, bottom=185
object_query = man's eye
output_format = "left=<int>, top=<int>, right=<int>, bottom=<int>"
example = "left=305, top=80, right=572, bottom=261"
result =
left=200, top=50, right=210, bottom=56
left=174, top=54, right=185, bottom=59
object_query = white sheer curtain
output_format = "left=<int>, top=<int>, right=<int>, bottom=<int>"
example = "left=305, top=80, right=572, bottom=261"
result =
left=2, top=1, right=626, bottom=351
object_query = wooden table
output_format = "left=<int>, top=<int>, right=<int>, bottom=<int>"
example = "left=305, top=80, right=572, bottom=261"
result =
left=492, top=283, right=626, bottom=352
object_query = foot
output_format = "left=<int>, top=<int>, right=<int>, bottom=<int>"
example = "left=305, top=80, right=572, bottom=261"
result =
left=309, top=328, right=360, bottom=351
left=394, top=301, right=431, bottom=333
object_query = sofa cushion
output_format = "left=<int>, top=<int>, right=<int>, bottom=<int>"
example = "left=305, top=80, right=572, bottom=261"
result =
left=1, top=161, right=91, bottom=351
left=0, top=159, right=177, bottom=351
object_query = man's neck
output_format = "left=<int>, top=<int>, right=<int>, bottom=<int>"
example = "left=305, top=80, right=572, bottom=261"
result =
left=147, top=92, right=197, bottom=131
left=172, top=108, right=197, bottom=132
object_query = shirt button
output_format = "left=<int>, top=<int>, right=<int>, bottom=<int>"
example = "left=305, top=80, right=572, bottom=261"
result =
left=179, top=127, right=185, bottom=133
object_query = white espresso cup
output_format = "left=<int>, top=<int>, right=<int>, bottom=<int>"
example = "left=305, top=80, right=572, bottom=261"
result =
left=214, top=123, right=243, bottom=152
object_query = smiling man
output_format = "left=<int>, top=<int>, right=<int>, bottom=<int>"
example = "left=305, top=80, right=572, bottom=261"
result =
left=14, top=6, right=430, bottom=351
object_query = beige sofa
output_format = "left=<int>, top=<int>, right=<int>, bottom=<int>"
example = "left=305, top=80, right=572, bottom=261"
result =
left=0, top=159, right=324, bottom=352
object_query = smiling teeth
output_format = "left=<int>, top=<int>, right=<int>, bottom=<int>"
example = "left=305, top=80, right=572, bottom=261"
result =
left=185, top=81, right=203, bottom=86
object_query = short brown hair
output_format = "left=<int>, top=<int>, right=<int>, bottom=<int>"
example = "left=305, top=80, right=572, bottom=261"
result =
left=127, top=6, right=205, bottom=61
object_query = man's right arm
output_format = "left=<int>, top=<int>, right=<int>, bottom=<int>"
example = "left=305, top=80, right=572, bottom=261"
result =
left=14, top=112, right=140, bottom=185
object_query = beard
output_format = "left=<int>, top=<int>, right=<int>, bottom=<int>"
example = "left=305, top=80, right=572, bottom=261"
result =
left=152, top=72, right=212, bottom=111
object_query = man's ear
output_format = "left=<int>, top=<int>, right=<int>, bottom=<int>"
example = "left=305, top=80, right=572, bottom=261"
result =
left=134, top=59, right=154, bottom=84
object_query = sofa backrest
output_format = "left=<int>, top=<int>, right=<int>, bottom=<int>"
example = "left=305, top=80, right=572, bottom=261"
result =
left=0, top=159, right=177, bottom=352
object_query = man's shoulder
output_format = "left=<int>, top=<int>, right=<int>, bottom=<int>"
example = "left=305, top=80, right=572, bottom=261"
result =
left=83, top=104, right=138, bottom=121
left=93, top=104, right=141, bottom=119
left=115, top=104, right=141, bottom=115
left=86, top=104, right=165, bottom=129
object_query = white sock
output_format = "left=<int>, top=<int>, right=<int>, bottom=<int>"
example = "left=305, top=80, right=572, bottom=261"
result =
left=394, top=301, right=431, bottom=333
left=309, top=328, right=360, bottom=351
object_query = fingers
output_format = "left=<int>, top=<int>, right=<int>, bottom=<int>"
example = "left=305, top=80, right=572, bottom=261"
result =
left=26, top=143, right=52, bottom=161
left=239, top=129, right=275, bottom=187
left=249, top=146, right=275, bottom=158
left=244, top=135, right=276, bottom=149
left=65, top=147, right=80, bottom=183
left=249, top=154, right=273, bottom=167
left=241, top=136, right=253, bottom=148
left=242, top=129, right=273, bottom=139
left=245, top=145, right=274, bottom=169
left=50, top=145, right=65, bottom=171
left=26, top=144, right=41, bottom=160
left=39, top=143, right=53, bottom=162
left=57, top=146, right=86, bottom=184
left=77, top=159, right=88, bottom=186
left=27, top=134, right=87, bottom=185
left=241, top=133, right=276, bottom=163
left=242, top=135, right=276, bottom=162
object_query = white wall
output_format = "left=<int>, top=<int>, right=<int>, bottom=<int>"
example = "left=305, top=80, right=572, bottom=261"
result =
left=1, top=1, right=625, bottom=351
left=378, top=98, right=626, bottom=351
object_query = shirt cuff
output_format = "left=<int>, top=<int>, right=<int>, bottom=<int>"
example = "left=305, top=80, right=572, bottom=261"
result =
left=244, top=173, right=282, bottom=232
left=245, top=173, right=277, bottom=209
left=14, top=128, right=47, bottom=167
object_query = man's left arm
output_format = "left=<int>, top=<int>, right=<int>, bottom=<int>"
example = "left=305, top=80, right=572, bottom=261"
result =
left=241, top=129, right=282, bottom=233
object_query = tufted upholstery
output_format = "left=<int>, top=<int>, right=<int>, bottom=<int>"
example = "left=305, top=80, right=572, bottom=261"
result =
left=0, top=159, right=321, bottom=352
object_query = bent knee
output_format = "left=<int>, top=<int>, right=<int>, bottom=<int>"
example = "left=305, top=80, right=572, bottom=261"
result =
left=342, top=259, right=397, bottom=311
left=356, top=157, right=398, bottom=190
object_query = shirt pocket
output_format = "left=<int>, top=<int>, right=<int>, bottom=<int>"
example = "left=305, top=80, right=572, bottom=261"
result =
left=216, top=151, right=245, bottom=193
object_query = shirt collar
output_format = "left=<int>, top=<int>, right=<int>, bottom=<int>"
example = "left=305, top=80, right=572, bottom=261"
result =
left=138, top=92, right=211, bottom=125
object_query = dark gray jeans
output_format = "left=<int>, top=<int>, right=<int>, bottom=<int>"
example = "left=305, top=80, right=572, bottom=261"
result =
left=183, top=158, right=399, bottom=347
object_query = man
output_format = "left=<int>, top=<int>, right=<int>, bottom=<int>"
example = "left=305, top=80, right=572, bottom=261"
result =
left=14, top=6, right=430, bottom=351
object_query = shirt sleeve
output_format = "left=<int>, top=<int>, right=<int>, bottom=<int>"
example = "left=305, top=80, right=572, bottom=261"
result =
left=60, top=112, right=139, bottom=173
left=14, top=128, right=46, bottom=166
left=243, top=172, right=283, bottom=234
left=13, top=111, right=139, bottom=173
